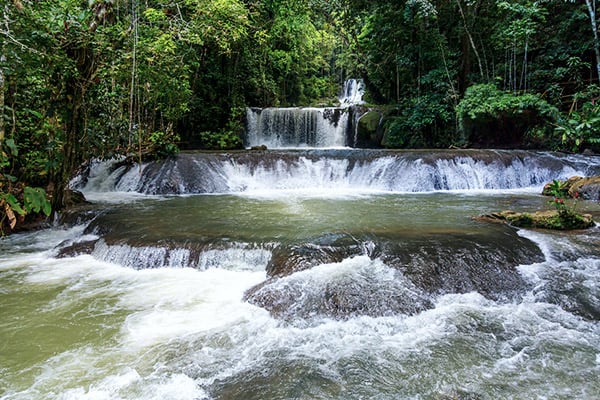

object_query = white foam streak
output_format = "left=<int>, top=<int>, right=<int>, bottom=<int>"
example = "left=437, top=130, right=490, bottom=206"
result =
left=121, top=268, right=267, bottom=348
left=55, top=369, right=207, bottom=400
left=13, top=249, right=268, bottom=348
left=197, top=248, right=271, bottom=271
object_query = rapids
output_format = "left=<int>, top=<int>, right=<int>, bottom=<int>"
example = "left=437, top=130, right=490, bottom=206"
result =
left=2, top=149, right=600, bottom=400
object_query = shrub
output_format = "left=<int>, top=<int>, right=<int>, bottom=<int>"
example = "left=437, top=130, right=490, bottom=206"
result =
left=456, top=84, right=558, bottom=147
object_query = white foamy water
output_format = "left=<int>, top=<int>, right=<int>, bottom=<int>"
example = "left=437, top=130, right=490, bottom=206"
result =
left=245, top=107, right=349, bottom=149
left=1, top=236, right=271, bottom=400
left=2, top=221, right=600, bottom=400
left=6, top=149, right=600, bottom=399
left=339, top=78, right=365, bottom=107
left=244, top=79, right=364, bottom=149
left=74, top=150, right=597, bottom=199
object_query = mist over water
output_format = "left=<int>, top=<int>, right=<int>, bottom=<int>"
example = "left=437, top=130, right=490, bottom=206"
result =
left=2, top=149, right=600, bottom=399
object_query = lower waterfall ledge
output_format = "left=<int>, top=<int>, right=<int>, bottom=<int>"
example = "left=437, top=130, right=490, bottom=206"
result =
left=475, top=209, right=595, bottom=230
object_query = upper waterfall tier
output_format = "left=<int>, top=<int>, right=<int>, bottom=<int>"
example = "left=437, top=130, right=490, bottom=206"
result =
left=244, top=79, right=366, bottom=149
left=339, top=79, right=365, bottom=107
left=74, top=150, right=600, bottom=197
left=245, top=107, right=349, bottom=149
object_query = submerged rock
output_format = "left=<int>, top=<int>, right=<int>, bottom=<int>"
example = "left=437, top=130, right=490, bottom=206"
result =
left=246, top=230, right=543, bottom=321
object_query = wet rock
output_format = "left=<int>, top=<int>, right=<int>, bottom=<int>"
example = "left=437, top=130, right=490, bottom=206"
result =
left=543, top=175, right=600, bottom=201
left=246, top=231, right=541, bottom=320
left=380, top=232, right=541, bottom=301
left=542, top=176, right=582, bottom=197
left=250, top=145, right=267, bottom=151
left=569, top=176, right=600, bottom=201
left=356, top=110, right=382, bottom=147
left=476, top=209, right=594, bottom=230
left=245, top=256, right=434, bottom=320
left=63, top=189, right=89, bottom=206
left=266, top=239, right=363, bottom=277
left=56, top=239, right=100, bottom=258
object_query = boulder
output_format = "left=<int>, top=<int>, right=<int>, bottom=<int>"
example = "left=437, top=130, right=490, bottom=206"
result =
left=568, top=176, right=600, bottom=201
left=250, top=145, right=267, bottom=151
left=543, top=175, right=600, bottom=201
left=356, top=110, right=382, bottom=147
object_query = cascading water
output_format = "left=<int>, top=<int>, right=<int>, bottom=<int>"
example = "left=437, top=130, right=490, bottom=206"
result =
left=75, top=149, right=600, bottom=196
left=339, top=78, right=365, bottom=107
left=3, top=68, right=600, bottom=399
left=244, top=79, right=365, bottom=148
left=3, top=144, right=600, bottom=398
left=244, top=107, right=349, bottom=148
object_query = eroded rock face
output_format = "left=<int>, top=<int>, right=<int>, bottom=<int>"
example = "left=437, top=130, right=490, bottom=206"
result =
left=543, top=175, right=600, bottom=201
left=569, top=176, right=600, bottom=200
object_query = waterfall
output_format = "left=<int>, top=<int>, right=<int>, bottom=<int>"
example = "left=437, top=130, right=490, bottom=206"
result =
left=87, top=239, right=271, bottom=270
left=339, top=78, right=365, bottom=107
left=245, top=79, right=366, bottom=149
left=74, top=150, right=600, bottom=196
left=245, top=107, right=348, bottom=148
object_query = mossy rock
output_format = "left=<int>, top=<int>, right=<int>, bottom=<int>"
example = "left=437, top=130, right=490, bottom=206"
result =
left=542, top=176, right=582, bottom=197
left=475, top=209, right=594, bottom=230
left=356, top=111, right=382, bottom=146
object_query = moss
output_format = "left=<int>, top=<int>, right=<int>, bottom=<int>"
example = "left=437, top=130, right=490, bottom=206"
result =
left=505, top=212, right=534, bottom=227
left=556, top=209, right=595, bottom=230
left=476, top=209, right=594, bottom=230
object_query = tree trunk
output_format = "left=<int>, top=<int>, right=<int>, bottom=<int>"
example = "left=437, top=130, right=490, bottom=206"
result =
left=0, top=57, right=5, bottom=142
left=456, top=0, right=484, bottom=80
left=585, top=0, right=600, bottom=80
left=52, top=78, right=83, bottom=211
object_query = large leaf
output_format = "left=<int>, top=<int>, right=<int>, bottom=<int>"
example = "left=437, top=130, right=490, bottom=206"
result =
left=1, top=193, right=25, bottom=216
left=23, top=187, right=51, bottom=216
left=3, top=202, right=17, bottom=230
left=4, top=138, right=18, bottom=157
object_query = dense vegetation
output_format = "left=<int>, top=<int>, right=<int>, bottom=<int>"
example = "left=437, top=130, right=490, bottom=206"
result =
left=2, top=0, right=600, bottom=231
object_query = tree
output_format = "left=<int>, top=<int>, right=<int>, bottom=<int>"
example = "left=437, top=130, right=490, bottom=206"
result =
left=495, top=0, right=547, bottom=93
left=584, top=0, right=600, bottom=79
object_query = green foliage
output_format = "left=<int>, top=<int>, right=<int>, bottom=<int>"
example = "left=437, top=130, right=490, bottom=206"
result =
left=543, top=178, right=586, bottom=229
left=23, top=187, right=52, bottom=216
left=2, top=0, right=600, bottom=228
left=148, top=131, right=180, bottom=159
left=555, top=101, right=600, bottom=152
left=546, top=179, right=569, bottom=200
left=199, top=130, right=243, bottom=150
left=457, top=84, right=555, bottom=124
left=383, top=94, right=456, bottom=148
left=1, top=192, right=25, bottom=217
left=0, top=186, right=51, bottom=235
left=456, top=84, right=558, bottom=146
left=1, top=136, right=52, bottom=233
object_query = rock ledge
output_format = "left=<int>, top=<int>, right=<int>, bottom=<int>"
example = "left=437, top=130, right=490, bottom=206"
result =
left=475, top=209, right=595, bottom=230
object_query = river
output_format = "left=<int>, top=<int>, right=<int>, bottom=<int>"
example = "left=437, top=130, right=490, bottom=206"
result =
left=1, top=149, right=600, bottom=399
